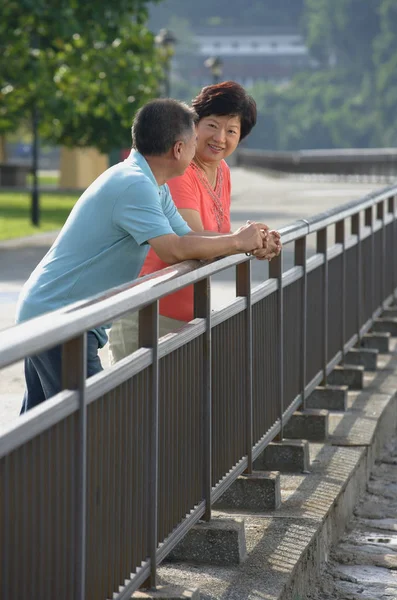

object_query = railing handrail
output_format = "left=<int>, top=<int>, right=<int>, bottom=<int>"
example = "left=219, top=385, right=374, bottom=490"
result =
left=1, top=182, right=396, bottom=369
left=239, top=147, right=397, bottom=161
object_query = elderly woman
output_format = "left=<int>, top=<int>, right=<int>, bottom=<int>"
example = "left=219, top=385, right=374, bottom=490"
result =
left=108, top=81, right=280, bottom=363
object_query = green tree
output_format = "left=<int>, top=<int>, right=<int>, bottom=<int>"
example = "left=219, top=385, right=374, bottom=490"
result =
left=373, top=0, right=397, bottom=145
left=248, top=68, right=380, bottom=151
left=41, top=24, right=163, bottom=152
left=303, top=0, right=380, bottom=73
left=246, top=0, right=392, bottom=151
left=0, top=0, right=164, bottom=151
left=281, top=71, right=378, bottom=149
left=245, top=81, right=282, bottom=150
left=1, top=0, right=159, bottom=44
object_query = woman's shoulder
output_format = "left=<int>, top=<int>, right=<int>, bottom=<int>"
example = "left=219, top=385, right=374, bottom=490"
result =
left=220, top=159, right=230, bottom=172
left=220, top=159, right=231, bottom=183
left=220, top=159, right=231, bottom=184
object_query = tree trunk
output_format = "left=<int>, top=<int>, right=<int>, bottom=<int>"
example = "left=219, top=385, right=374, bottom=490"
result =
left=0, top=136, right=7, bottom=162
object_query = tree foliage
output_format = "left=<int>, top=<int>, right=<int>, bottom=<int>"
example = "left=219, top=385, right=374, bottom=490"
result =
left=373, top=0, right=397, bottom=145
left=248, top=0, right=397, bottom=150
left=1, top=0, right=159, bottom=43
left=0, top=0, right=164, bottom=151
left=303, top=0, right=380, bottom=72
left=250, top=71, right=378, bottom=151
left=149, top=0, right=305, bottom=30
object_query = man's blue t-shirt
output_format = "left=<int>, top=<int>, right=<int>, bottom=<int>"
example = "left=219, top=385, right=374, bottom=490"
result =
left=16, top=150, right=191, bottom=346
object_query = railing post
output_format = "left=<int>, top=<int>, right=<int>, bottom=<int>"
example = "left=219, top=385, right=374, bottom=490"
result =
left=236, top=260, right=253, bottom=474
left=294, top=237, right=307, bottom=409
left=194, top=279, right=212, bottom=521
left=377, top=200, right=386, bottom=308
left=351, top=212, right=362, bottom=338
left=62, top=334, right=87, bottom=600
left=365, top=206, right=375, bottom=322
left=388, top=196, right=397, bottom=301
left=316, top=228, right=328, bottom=383
left=269, top=251, right=284, bottom=439
left=139, top=303, right=159, bottom=589
left=336, top=219, right=346, bottom=358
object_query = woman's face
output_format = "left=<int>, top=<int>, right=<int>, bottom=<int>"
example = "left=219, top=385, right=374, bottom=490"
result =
left=195, top=114, right=241, bottom=164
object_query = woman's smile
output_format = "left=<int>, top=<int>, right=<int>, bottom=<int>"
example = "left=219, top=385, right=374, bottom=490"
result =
left=208, top=142, right=225, bottom=153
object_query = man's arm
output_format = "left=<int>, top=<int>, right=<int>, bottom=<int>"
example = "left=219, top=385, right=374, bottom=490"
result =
left=148, top=223, right=268, bottom=264
left=186, top=230, right=228, bottom=237
left=179, top=208, right=281, bottom=258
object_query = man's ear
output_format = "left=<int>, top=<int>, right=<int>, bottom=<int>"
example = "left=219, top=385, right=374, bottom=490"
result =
left=173, top=140, right=183, bottom=160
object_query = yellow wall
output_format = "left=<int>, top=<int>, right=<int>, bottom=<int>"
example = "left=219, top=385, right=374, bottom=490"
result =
left=59, top=147, right=108, bottom=189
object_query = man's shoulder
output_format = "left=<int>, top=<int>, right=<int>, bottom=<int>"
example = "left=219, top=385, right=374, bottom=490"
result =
left=110, top=160, right=153, bottom=184
left=103, top=161, right=156, bottom=200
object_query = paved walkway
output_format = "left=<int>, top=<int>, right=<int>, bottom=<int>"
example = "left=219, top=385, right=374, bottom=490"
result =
left=308, top=434, right=397, bottom=600
left=0, top=169, right=385, bottom=426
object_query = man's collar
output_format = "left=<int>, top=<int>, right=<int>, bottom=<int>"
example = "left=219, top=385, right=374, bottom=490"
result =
left=126, top=149, right=159, bottom=189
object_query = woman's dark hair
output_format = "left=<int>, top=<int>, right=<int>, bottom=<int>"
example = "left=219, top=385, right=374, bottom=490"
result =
left=132, top=99, right=197, bottom=155
left=191, top=81, right=257, bottom=141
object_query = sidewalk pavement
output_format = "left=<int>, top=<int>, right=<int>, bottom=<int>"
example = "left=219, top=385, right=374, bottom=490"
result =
left=0, top=168, right=384, bottom=428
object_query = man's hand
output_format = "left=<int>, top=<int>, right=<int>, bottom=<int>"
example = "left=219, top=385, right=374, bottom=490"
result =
left=253, top=230, right=282, bottom=261
left=232, top=222, right=269, bottom=254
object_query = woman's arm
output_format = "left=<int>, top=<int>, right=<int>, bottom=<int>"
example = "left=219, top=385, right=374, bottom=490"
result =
left=178, top=208, right=229, bottom=236
left=178, top=208, right=205, bottom=232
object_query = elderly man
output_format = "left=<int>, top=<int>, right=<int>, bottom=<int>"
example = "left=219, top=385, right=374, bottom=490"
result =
left=17, top=98, right=274, bottom=412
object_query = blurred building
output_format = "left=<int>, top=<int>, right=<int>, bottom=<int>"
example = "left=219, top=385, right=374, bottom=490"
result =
left=175, top=27, right=315, bottom=88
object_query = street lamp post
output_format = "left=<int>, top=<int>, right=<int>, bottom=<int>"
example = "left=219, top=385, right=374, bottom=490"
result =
left=31, top=33, right=40, bottom=226
left=155, top=28, right=177, bottom=98
left=204, top=56, right=223, bottom=85
left=31, top=102, right=39, bottom=226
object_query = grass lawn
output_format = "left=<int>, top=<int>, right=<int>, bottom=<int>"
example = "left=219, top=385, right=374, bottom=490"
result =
left=27, top=172, right=59, bottom=186
left=0, top=191, right=79, bottom=240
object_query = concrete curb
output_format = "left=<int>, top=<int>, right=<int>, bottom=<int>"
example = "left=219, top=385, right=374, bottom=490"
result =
left=0, top=230, right=60, bottom=249
left=283, top=391, right=397, bottom=600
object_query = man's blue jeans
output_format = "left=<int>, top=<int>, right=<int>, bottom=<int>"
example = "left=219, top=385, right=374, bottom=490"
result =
left=20, top=331, right=103, bottom=414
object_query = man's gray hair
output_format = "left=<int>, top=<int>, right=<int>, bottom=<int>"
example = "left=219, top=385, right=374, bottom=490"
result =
left=131, top=99, right=197, bottom=156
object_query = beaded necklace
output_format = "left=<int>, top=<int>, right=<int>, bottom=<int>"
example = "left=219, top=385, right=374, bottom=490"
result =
left=190, top=161, right=225, bottom=232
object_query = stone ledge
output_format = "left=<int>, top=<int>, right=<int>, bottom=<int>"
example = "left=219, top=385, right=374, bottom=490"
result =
left=283, top=409, right=329, bottom=442
left=381, top=306, right=397, bottom=319
left=361, top=332, right=390, bottom=353
left=306, top=385, right=348, bottom=411
left=133, top=586, right=199, bottom=600
left=167, top=518, right=247, bottom=566
left=253, top=440, right=310, bottom=473
left=345, top=347, right=378, bottom=371
left=327, top=365, right=364, bottom=389
left=213, top=471, right=281, bottom=511
left=372, top=317, right=397, bottom=336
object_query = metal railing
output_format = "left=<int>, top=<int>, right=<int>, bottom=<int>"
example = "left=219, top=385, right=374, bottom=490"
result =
left=1, top=183, right=397, bottom=600
left=236, top=148, right=397, bottom=181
